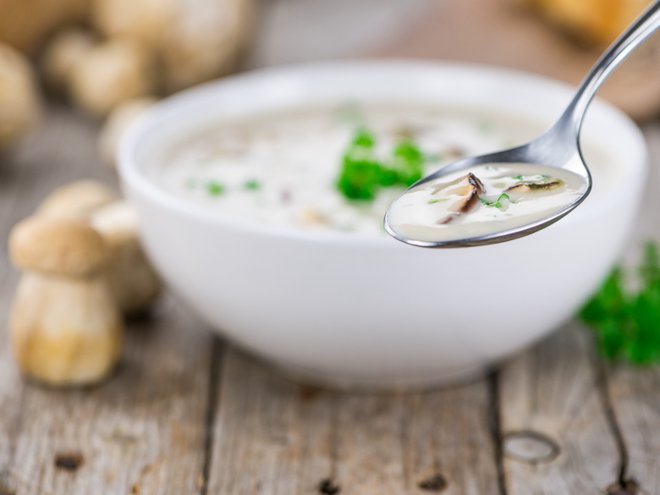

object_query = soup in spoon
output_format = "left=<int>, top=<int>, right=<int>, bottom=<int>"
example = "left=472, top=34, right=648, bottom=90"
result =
left=386, top=163, right=588, bottom=244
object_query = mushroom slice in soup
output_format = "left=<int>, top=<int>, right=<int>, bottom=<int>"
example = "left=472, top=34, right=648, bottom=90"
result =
left=430, top=173, right=485, bottom=224
left=505, top=177, right=565, bottom=200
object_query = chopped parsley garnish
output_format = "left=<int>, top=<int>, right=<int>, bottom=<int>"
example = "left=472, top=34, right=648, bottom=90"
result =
left=580, top=241, right=660, bottom=365
left=392, top=139, right=425, bottom=186
left=513, top=175, right=524, bottom=181
left=480, top=193, right=510, bottom=209
left=336, top=127, right=427, bottom=201
left=478, top=121, right=495, bottom=133
left=336, top=127, right=382, bottom=200
left=428, top=198, right=448, bottom=205
left=243, top=179, right=261, bottom=191
left=206, top=181, right=225, bottom=197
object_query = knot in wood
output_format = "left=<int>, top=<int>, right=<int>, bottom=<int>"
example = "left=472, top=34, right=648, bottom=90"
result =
left=607, top=478, right=640, bottom=495
left=318, top=478, right=340, bottom=495
left=54, top=452, right=84, bottom=472
left=418, top=473, right=448, bottom=492
left=503, top=430, right=560, bottom=464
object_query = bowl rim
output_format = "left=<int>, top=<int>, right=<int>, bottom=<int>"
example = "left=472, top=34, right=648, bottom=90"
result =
left=118, top=59, right=648, bottom=248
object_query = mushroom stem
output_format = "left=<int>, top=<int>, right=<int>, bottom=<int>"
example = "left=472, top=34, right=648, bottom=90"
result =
left=11, top=273, right=123, bottom=386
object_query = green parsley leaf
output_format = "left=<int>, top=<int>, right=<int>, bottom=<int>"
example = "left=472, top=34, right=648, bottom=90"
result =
left=351, top=127, right=376, bottom=148
left=428, top=198, right=449, bottom=205
left=336, top=126, right=429, bottom=202
left=392, top=139, right=425, bottom=186
left=337, top=156, right=382, bottom=200
left=480, top=193, right=510, bottom=209
left=580, top=241, right=660, bottom=365
left=243, top=179, right=261, bottom=191
left=206, top=181, right=225, bottom=197
left=513, top=175, right=524, bottom=181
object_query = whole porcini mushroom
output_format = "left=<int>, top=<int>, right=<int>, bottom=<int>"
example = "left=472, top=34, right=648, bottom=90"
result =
left=91, top=201, right=162, bottom=314
left=41, top=29, right=96, bottom=92
left=98, top=96, right=156, bottom=167
left=9, top=217, right=123, bottom=386
left=92, top=0, right=253, bottom=93
left=69, top=38, right=154, bottom=116
left=0, top=43, right=40, bottom=151
left=37, top=180, right=118, bottom=219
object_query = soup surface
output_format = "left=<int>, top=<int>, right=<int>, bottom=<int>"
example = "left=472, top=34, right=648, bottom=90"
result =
left=149, top=105, right=597, bottom=237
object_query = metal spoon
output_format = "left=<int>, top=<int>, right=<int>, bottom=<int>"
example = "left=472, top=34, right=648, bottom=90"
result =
left=385, top=0, right=660, bottom=248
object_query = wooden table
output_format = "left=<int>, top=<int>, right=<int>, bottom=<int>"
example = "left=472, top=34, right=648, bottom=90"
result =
left=0, top=1, right=658, bottom=494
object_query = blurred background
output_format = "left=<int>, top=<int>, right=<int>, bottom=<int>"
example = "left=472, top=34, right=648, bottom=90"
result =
left=0, top=0, right=659, bottom=164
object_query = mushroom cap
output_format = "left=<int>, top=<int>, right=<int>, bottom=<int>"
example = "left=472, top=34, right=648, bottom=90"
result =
left=41, top=28, right=96, bottom=90
left=0, top=43, right=40, bottom=150
left=10, top=217, right=112, bottom=277
left=91, top=200, right=139, bottom=245
left=69, top=37, right=155, bottom=116
left=38, top=180, right=118, bottom=219
left=91, top=0, right=253, bottom=93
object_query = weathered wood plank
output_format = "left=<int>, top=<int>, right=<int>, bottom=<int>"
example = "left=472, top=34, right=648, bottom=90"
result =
left=335, top=380, right=501, bottom=495
left=208, top=349, right=501, bottom=495
left=207, top=349, right=337, bottom=495
left=604, top=365, right=660, bottom=494
left=498, top=325, right=621, bottom=494
left=601, top=123, right=660, bottom=495
left=0, top=109, right=216, bottom=495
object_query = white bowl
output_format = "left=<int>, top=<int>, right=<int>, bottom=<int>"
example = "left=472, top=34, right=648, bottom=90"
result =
left=119, top=61, right=647, bottom=389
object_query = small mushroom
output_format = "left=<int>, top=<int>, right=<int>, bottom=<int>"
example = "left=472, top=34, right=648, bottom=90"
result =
left=431, top=173, right=485, bottom=224
left=0, top=43, right=40, bottom=151
left=9, top=217, right=123, bottom=386
left=37, top=180, right=118, bottom=220
left=91, top=201, right=162, bottom=315
left=298, top=207, right=326, bottom=227
left=69, top=38, right=155, bottom=117
left=506, top=177, right=565, bottom=201
left=41, top=29, right=96, bottom=93
left=98, top=96, right=157, bottom=167
left=92, top=0, right=253, bottom=93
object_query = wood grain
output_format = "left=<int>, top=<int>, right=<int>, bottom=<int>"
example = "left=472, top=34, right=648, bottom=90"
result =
left=605, top=365, right=660, bottom=493
left=499, top=325, right=623, bottom=493
left=207, top=349, right=501, bottom=495
left=602, top=125, right=660, bottom=495
left=207, top=349, right=336, bottom=495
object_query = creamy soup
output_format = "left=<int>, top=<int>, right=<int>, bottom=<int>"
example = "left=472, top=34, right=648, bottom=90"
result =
left=149, top=105, right=598, bottom=237
left=386, top=163, right=588, bottom=243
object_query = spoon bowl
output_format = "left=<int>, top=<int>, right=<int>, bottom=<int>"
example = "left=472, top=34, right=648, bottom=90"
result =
left=384, top=129, right=593, bottom=248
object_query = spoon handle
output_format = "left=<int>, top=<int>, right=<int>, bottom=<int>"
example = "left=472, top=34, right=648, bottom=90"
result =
left=562, top=0, right=660, bottom=134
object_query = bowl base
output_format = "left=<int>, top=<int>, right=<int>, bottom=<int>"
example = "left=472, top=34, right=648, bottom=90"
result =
left=269, top=359, right=490, bottom=393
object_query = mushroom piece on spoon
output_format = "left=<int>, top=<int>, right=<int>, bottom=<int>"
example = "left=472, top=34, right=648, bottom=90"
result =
left=429, top=173, right=485, bottom=224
